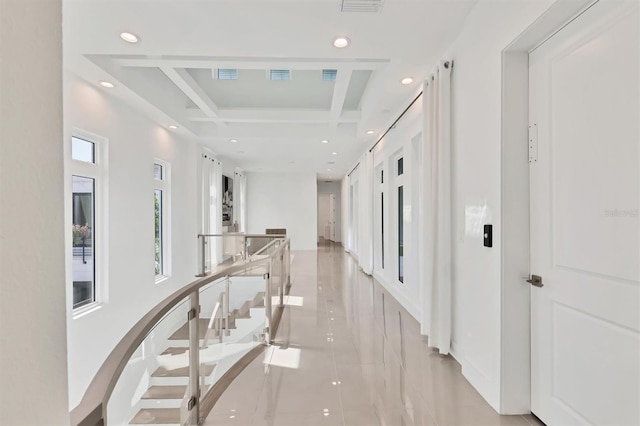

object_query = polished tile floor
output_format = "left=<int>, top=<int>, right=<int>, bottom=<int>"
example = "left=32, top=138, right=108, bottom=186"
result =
left=204, top=243, right=543, bottom=426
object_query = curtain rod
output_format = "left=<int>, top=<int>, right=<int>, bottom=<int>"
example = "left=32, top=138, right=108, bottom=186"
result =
left=368, top=91, right=423, bottom=153
left=368, top=60, right=452, bottom=153
left=347, top=162, right=360, bottom=177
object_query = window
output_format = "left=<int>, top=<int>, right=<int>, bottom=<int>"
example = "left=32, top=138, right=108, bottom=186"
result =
left=380, top=167, right=385, bottom=270
left=70, top=134, right=106, bottom=311
left=216, top=69, right=238, bottom=80
left=72, top=175, right=95, bottom=308
left=395, top=154, right=404, bottom=284
left=72, top=137, right=94, bottom=163
left=269, top=69, right=291, bottom=81
left=381, top=192, right=385, bottom=269
left=154, top=160, right=170, bottom=280
left=322, top=69, right=338, bottom=81
left=398, top=185, right=404, bottom=283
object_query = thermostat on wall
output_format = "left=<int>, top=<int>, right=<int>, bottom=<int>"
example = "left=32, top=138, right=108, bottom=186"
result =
left=483, top=224, right=492, bottom=247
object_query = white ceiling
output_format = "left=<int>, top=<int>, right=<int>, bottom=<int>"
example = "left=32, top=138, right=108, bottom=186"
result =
left=63, top=0, right=477, bottom=180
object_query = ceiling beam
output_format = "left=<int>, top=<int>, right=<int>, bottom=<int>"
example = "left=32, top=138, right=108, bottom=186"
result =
left=115, top=57, right=388, bottom=71
left=329, top=68, right=353, bottom=128
left=159, top=67, right=226, bottom=127
left=185, top=108, right=361, bottom=124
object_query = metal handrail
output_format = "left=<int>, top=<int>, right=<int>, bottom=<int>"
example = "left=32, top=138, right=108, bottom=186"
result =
left=196, top=233, right=285, bottom=276
left=196, top=233, right=285, bottom=238
left=70, top=237, right=290, bottom=426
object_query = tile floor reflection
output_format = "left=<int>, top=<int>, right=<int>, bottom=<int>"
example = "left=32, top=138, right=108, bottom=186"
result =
left=204, top=243, right=543, bottom=426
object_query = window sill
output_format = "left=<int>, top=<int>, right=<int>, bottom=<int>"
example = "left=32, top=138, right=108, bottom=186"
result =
left=73, top=302, right=103, bottom=320
left=155, top=275, right=170, bottom=285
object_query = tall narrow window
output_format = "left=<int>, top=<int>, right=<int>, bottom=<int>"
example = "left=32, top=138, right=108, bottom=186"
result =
left=398, top=185, right=404, bottom=283
left=72, top=175, right=95, bottom=308
left=154, top=160, right=170, bottom=280
left=70, top=135, right=104, bottom=310
left=396, top=155, right=404, bottom=284
left=381, top=192, right=385, bottom=269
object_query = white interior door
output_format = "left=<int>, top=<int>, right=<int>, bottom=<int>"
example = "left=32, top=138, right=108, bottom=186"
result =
left=318, top=193, right=330, bottom=241
left=529, top=1, right=639, bottom=425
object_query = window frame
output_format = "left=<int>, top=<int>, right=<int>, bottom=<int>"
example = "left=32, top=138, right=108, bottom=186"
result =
left=373, top=162, right=386, bottom=273
left=392, top=151, right=405, bottom=285
left=153, top=159, right=171, bottom=283
left=69, top=129, right=108, bottom=317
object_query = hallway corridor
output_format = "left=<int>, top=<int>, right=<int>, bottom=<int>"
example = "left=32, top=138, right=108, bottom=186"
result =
left=204, top=244, right=542, bottom=426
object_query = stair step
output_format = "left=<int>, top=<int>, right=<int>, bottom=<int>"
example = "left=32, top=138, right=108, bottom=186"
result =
left=252, top=291, right=265, bottom=308
left=160, top=347, right=188, bottom=356
left=141, top=385, right=187, bottom=400
left=130, top=408, right=179, bottom=424
left=152, top=364, right=215, bottom=378
left=168, top=318, right=209, bottom=340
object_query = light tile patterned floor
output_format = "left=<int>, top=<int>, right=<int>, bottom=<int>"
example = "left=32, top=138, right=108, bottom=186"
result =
left=204, top=243, right=544, bottom=426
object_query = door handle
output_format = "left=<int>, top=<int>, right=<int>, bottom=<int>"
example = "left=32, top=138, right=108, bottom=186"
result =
left=526, top=274, right=543, bottom=288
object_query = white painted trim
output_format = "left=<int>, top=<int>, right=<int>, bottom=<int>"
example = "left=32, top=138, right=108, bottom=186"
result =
left=462, top=357, right=500, bottom=412
left=69, top=128, right=110, bottom=313
left=372, top=271, right=421, bottom=322
left=390, top=148, right=404, bottom=286
left=153, top=158, right=172, bottom=282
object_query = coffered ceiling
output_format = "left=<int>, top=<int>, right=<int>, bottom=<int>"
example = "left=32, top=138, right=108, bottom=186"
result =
left=63, top=0, right=477, bottom=180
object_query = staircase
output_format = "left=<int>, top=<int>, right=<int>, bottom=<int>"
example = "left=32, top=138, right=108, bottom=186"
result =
left=128, top=292, right=266, bottom=425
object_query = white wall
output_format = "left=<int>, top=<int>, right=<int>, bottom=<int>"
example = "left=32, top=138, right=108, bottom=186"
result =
left=444, top=0, right=555, bottom=411
left=246, top=172, right=317, bottom=250
left=0, top=1, right=70, bottom=423
left=65, top=73, right=200, bottom=408
left=343, top=0, right=559, bottom=413
left=317, top=180, right=342, bottom=243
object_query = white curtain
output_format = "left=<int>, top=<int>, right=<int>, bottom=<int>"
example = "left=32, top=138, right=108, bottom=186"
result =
left=420, top=60, right=452, bottom=354
left=357, top=151, right=374, bottom=275
left=233, top=170, right=247, bottom=232
left=346, top=167, right=357, bottom=253
left=341, top=176, right=350, bottom=250
left=202, top=154, right=223, bottom=267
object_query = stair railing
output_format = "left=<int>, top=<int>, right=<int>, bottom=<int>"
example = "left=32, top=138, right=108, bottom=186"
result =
left=196, top=233, right=286, bottom=276
left=71, top=236, right=290, bottom=426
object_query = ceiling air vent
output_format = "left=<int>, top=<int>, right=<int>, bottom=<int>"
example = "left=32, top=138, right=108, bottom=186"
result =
left=341, top=0, right=383, bottom=13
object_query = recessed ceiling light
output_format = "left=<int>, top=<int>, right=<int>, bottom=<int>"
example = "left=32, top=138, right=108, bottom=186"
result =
left=327, top=168, right=332, bottom=171
left=401, top=77, right=414, bottom=85
left=322, top=140, right=329, bottom=144
left=120, top=32, right=140, bottom=44
left=168, top=125, right=178, bottom=129
left=367, top=130, right=375, bottom=134
left=333, top=37, right=350, bottom=48
left=230, top=139, right=238, bottom=143
left=99, top=81, right=114, bottom=88
left=331, top=152, right=337, bottom=155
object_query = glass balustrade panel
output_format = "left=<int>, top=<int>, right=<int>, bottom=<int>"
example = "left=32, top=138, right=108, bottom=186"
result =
left=197, top=273, right=266, bottom=403
left=107, top=295, right=197, bottom=426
